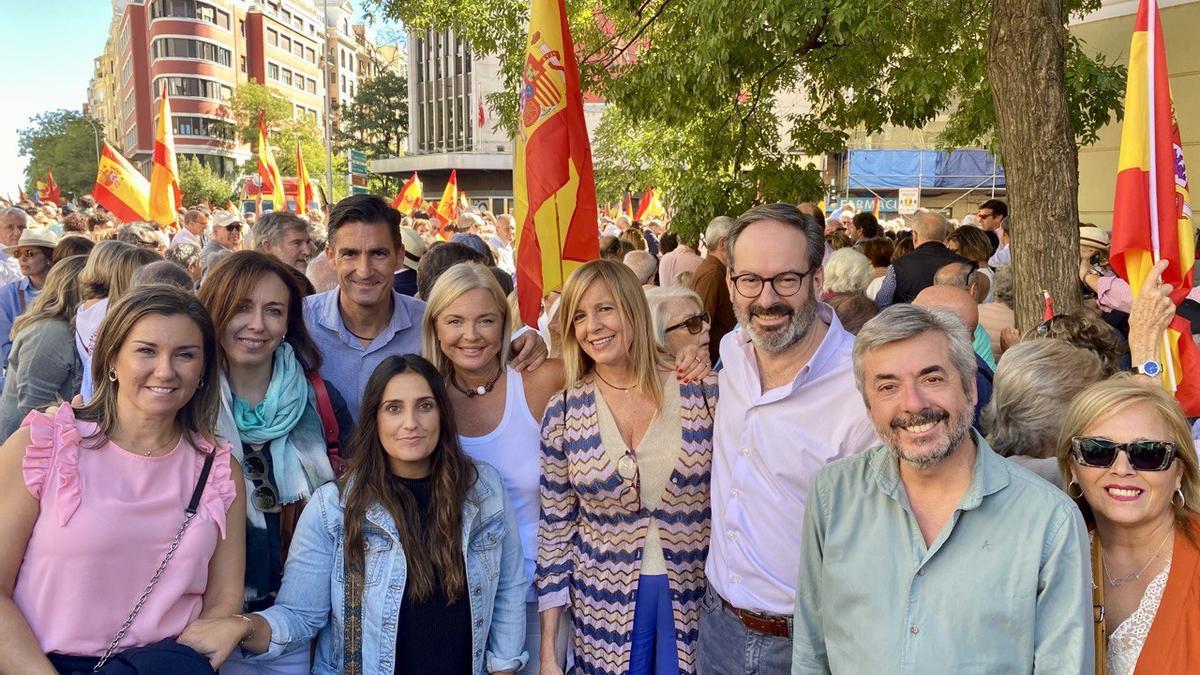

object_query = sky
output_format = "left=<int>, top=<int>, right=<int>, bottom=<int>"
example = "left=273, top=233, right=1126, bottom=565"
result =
left=0, top=1, right=401, bottom=200
left=0, top=2, right=112, bottom=196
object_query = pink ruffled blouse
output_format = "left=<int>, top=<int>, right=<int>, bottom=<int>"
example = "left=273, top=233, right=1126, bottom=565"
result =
left=13, top=406, right=235, bottom=657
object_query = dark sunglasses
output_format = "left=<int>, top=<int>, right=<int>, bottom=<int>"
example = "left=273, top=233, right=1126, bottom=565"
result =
left=1071, top=436, right=1178, bottom=472
left=666, top=312, right=710, bottom=335
left=242, top=448, right=281, bottom=513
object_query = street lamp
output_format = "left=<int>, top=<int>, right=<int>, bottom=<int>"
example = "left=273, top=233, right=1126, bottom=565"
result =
left=83, top=117, right=102, bottom=162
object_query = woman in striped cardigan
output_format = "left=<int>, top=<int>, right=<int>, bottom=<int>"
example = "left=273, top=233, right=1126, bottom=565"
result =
left=536, top=260, right=717, bottom=675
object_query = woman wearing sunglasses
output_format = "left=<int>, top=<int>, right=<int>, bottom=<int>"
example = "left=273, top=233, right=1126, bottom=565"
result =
left=197, top=251, right=352, bottom=674
left=178, top=355, right=528, bottom=674
left=538, top=260, right=716, bottom=675
left=1057, top=376, right=1200, bottom=674
left=645, top=286, right=710, bottom=360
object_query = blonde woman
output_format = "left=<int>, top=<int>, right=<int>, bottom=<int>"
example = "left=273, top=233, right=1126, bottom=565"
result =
left=537, top=259, right=716, bottom=675
left=422, top=262, right=566, bottom=674
left=0, top=255, right=87, bottom=437
left=1057, top=376, right=1200, bottom=674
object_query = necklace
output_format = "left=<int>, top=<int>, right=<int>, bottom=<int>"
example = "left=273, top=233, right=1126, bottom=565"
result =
left=343, top=323, right=377, bottom=342
left=450, top=362, right=502, bottom=398
left=594, top=369, right=635, bottom=394
left=1103, top=528, right=1174, bottom=587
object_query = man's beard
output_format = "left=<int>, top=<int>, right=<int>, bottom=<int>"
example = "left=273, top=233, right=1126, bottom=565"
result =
left=733, top=296, right=817, bottom=354
left=880, top=405, right=973, bottom=469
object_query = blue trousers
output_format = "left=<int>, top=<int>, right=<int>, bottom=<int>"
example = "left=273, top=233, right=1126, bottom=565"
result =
left=629, top=574, right=681, bottom=675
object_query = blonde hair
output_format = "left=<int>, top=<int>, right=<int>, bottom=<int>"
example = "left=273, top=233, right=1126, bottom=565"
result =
left=1056, top=375, right=1200, bottom=536
left=558, top=259, right=670, bottom=409
left=11, top=255, right=87, bottom=337
left=79, top=240, right=135, bottom=300
left=421, top=262, right=512, bottom=377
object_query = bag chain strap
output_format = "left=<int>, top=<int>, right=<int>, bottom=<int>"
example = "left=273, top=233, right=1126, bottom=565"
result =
left=93, top=511, right=198, bottom=671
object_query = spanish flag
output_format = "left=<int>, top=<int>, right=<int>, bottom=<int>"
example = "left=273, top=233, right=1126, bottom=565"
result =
left=257, top=112, right=286, bottom=211
left=634, top=187, right=666, bottom=221
left=38, top=170, right=62, bottom=206
left=295, top=141, right=311, bottom=214
left=94, top=142, right=150, bottom=222
left=1111, top=0, right=1199, bottom=415
left=392, top=172, right=423, bottom=215
left=149, top=84, right=181, bottom=226
left=623, top=192, right=634, bottom=221
left=513, top=0, right=599, bottom=326
left=432, top=169, right=460, bottom=235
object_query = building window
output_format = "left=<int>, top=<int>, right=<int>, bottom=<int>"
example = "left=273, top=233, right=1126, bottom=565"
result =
left=267, top=28, right=278, bottom=46
left=239, top=19, right=245, bottom=36
left=293, top=41, right=304, bottom=58
left=340, top=50, right=345, bottom=67
left=282, top=69, right=292, bottom=86
left=155, top=76, right=232, bottom=101
left=172, top=115, right=234, bottom=141
left=268, top=63, right=279, bottom=80
left=151, top=37, right=232, bottom=67
left=240, top=55, right=246, bottom=72
left=281, top=35, right=291, bottom=52
left=306, top=78, right=316, bottom=94
left=305, top=46, right=315, bottom=63
left=149, top=0, right=231, bottom=30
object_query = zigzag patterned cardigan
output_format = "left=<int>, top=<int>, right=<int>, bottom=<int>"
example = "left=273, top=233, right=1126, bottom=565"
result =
left=536, top=374, right=717, bottom=675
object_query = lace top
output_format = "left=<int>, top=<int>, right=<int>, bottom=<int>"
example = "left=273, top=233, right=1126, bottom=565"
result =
left=1108, top=561, right=1172, bottom=675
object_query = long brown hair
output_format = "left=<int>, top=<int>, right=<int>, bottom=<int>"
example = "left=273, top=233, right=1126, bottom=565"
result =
left=197, top=250, right=322, bottom=372
left=76, top=285, right=221, bottom=447
left=340, top=354, right=478, bottom=602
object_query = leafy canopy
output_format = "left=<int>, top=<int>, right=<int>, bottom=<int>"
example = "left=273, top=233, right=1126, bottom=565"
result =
left=17, top=110, right=102, bottom=200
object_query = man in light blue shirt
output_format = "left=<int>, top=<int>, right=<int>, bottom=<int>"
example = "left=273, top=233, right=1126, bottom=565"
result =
left=792, top=304, right=1092, bottom=675
left=304, top=195, right=546, bottom=420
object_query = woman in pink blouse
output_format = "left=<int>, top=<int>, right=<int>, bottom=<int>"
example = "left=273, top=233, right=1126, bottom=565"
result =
left=0, top=285, right=245, bottom=673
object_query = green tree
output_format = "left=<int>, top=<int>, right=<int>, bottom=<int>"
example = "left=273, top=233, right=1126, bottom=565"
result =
left=17, top=110, right=102, bottom=200
left=227, top=81, right=349, bottom=203
left=335, top=70, right=410, bottom=195
left=177, top=156, right=235, bottom=207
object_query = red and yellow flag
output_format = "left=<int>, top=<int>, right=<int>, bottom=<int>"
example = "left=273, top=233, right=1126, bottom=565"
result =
left=432, top=169, right=460, bottom=235
left=1111, top=0, right=1198, bottom=415
left=94, top=142, right=150, bottom=223
left=257, top=112, right=286, bottom=211
left=622, top=192, right=634, bottom=221
left=149, top=84, right=181, bottom=226
left=295, top=141, right=311, bottom=214
left=37, top=170, right=62, bottom=205
left=634, top=187, right=666, bottom=221
left=513, top=0, right=599, bottom=326
left=392, top=172, right=423, bottom=214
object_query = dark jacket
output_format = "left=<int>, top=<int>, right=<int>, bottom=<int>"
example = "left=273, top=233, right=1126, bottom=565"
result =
left=690, top=254, right=736, bottom=363
left=891, top=241, right=973, bottom=304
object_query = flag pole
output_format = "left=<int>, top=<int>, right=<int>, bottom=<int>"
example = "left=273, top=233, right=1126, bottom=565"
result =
left=1145, top=0, right=1178, bottom=392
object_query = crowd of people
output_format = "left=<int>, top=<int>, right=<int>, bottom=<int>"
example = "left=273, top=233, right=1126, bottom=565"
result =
left=0, top=191, right=1196, bottom=675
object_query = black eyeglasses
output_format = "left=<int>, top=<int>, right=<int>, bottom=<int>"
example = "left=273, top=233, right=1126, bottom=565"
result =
left=242, top=447, right=281, bottom=513
left=666, top=312, right=709, bottom=335
left=1071, top=436, right=1178, bottom=472
left=730, top=270, right=811, bottom=298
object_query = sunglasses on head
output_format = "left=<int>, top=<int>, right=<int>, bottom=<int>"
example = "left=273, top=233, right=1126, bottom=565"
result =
left=665, top=312, right=710, bottom=335
left=1071, top=436, right=1178, bottom=472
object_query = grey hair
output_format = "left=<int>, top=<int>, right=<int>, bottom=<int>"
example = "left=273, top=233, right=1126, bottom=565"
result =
left=991, top=265, right=1014, bottom=306
left=623, top=250, right=658, bottom=284
left=822, top=247, right=872, bottom=294
left=1, top=207, right=30, bottom=226
left=727, top=204, right=823, bottom=273
left=913, top=211, right=952, bottom=243
left=166, top=242, right=201, bottom=270
left=116, top=222, right=163, bottom=248
left=981, top=340, right=1104, bottom=458
left=645, top=285, right=704, bottom=351
left=251, top=211, right=310, bottom=250
left=703, top=215, right=735, bottom=251
left=852, top=304, right=978, bottom=400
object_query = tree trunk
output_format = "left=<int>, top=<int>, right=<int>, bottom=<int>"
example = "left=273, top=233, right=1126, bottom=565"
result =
left=987, top=0, right=1081, bottom=332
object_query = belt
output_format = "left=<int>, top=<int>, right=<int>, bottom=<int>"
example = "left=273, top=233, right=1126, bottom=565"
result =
left=719, top=595, right=791, bottom=638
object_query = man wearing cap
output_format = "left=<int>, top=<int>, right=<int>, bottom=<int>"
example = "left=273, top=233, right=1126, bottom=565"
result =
left=201, top=211, right=245, bottom=277
left=0, top=227, right=59, bottom=385
left=392, top=226, right=424, bottom=297
left=0, top=208, right=28, bottom=285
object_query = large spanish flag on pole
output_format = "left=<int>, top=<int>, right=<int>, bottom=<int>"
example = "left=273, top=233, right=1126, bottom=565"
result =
left=1111, top=0, right=1199, bottom=415
left=513, top=0, right=599, bottom=327
left=257, top=112, right=286, bottom=211
left=149, top=83, right=182, bottom=227
left=94, top=141, right=150, bottom=222
left=295, top=140, right=311, bottom=214
left=634, top=187, right=666, bottom=221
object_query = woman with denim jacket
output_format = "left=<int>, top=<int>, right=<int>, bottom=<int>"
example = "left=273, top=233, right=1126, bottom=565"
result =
left=179, top=354, right=527, bottom=674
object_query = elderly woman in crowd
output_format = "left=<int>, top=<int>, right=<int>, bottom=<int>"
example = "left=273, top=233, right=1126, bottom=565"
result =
left=537, top=259, right=716, bottom=675
left=197, top=251, right=352, bottom=674
left=978, top=264, right=1015, bottom=360
left=982, top=339, right=1104, bottom=484
left=178, top=355, right=528, bottom=674
left=1058, top=376, right=1200, bottom=674
left=0, top=286, right=244, bottom=672
left=645, top=286, right=710, bottom=358
left=820, top=247, right=872, bottom=301
left=421, top=261, right=567, bottom=674
left=0, top=255, right=87, bottom=438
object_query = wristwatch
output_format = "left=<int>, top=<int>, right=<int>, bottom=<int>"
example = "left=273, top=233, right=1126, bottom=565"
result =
left=1134, top=360, right=1163, bottom=377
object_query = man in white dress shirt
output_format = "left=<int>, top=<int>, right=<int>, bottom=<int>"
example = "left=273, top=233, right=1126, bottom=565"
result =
left=698, top=203, right=878, bottom=674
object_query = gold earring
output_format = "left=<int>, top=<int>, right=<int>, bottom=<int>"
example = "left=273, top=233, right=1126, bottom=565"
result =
left=1174, top=489, right=1186, bottom=508
left=1067, top=481, right=1083, bottom=499
left=107, top=368, right=117, bottom=383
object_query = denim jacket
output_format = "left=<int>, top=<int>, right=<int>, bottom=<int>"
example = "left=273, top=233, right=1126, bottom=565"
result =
left=256, top=462, right=528, bottom=674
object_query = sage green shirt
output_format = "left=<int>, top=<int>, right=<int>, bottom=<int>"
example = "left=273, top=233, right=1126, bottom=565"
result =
left=792, top=432, right=1093, bottom=675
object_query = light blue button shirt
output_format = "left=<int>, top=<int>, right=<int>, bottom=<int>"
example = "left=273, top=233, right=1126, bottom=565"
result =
left=303, top=289, right=426, bottom=420
left=0, top=277, right=39, bottom=382
left=792, top=432, right=1093, bottom=675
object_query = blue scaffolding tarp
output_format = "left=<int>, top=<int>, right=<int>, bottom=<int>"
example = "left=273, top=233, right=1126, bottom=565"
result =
left=847, top=149, right=1005, bottom=190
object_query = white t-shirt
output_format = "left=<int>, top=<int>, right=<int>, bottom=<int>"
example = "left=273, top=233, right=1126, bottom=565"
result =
left=75, top=299, right=109, bottom=401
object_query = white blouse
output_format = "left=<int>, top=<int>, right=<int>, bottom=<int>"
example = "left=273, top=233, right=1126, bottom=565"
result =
left=1107, top=561, right=1171, bottom=675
